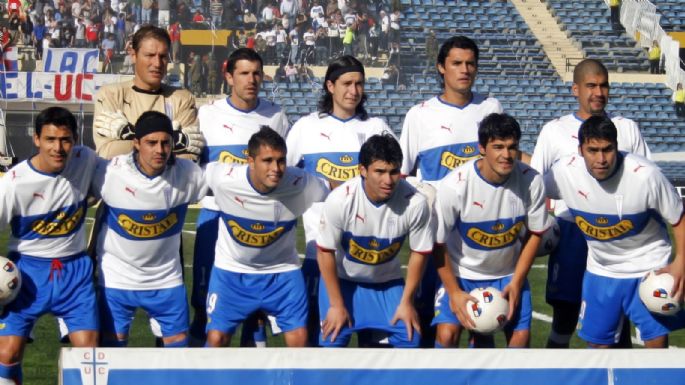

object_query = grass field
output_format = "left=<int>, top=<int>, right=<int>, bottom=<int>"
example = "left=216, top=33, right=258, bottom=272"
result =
left=9, top=208, right=685, bottom=384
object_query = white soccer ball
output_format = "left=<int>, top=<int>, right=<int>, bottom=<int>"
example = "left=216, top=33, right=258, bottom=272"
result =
left=535, top=217, right=561, bottom=257
left=465, top=287, right=509, bottom=334
left=0, top=256, right=21, bottom=306
left=639, top=271, right=681, bottom=316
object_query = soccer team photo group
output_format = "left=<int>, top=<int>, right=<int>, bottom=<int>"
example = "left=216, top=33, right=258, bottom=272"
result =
left=1, top=0, right=685, bottom=383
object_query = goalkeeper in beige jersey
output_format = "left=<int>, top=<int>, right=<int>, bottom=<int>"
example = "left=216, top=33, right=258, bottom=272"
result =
left=92, top=25, right=204, bottom=160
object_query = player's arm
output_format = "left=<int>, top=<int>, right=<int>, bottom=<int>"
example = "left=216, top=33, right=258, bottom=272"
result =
left=171, top=92, right=204, bottom=160
left=398, top=109, right=418, bottom=177
left=92, top=87, right=136, bottom=159
left=503, top=232, right=540, bottom=320
left=660, top=211, right=685, bottom=299
left=317, top=247, right=351, bottom=343
left=391, top=249, right=427, bottom=341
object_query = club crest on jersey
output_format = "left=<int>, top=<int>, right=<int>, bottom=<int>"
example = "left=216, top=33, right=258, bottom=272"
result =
left=31, top=207, right=84, bottom=237
left=218, top=150, right=248, bottom=164
left=466, top=221, right=523, bottom=248
left=227, top=220, right=285, bottom=248
left=117, top=212, right=179, bottom=238
left=440, top=146, right=478, bottom=170
left=575, top=216, right=634, bottom=241
left=347, top=238, right=401, bottom=265
left=315, top=156, right=359, bottom=182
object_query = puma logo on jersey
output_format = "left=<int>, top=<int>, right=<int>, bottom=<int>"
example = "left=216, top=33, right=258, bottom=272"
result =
left=472, top=201, right=484, bottom=209
left=457, top=172, right=465, bottom=182
left=571, top=135, right=578, bottom=140
left=522, top=167, right=531, bottom=174
left=355, top=213, right=365, bottom=223
left=234, top=196, right=246, bottom=207
left=32, top=192, right=45, bottom=200
left=75, top=149, right=82, bottom=158
left=226, top=166, right=234, bottom=176
left=440, top=125, right=452, bottom=133
left=223, top=124, right=234, bottom=132
left=11, top=171, right=17, bottom=180
left=633, top=164, right=645, bottom=173
left=125, top=187, right=136, bottom=196
left=320, top=132, right=331, bottom=141
left=577, top=190, right=589, bottom=199
left=567, top=156, right=577, bottom=166
left=292, top=176, right=303, bottom=185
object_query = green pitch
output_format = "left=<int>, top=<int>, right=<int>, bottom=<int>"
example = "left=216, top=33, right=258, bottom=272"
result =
left=10, top=209, right=685, bottom=384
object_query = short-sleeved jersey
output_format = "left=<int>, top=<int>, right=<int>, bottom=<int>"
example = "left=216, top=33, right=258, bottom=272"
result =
left=399, top=94, right=503, bottom=184
left=93, top=80, right=198, bottom=160
left=198, top=97, right=289, bottom=211
left=317, top=177, right=435, bottom=284
left=0, top=146, right=98, bottom=259
left=435, top=160, right=551, bottom=280
left=206, top=163, right=328, bottom=273
left=531, top=113, right=651, bottom=219
left=91, top=153, right=207, bottom=290
left=544, top=152, right=683, bottom=278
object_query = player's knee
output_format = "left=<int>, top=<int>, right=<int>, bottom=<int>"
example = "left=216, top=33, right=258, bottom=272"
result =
left=69, top=330, right=98, bottom=347
left=284, top=327, right=307, bottom=347
left=0, top=338, right=22, bottom=365
left=435, top=324, right=458, bottom=348
left=205, top=330, right=230, bottom=347
left=163, top=332, right=189, bottom=348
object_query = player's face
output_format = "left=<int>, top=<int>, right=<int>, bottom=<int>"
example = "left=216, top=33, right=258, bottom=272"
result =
left=133, top=132, right=172, bottom=177
left=132, top=37, right=170, bottom=91
left=438, top=48, right=477, bottom=96
left=573, top=72, right=609, bottom=119
left=326, top=71, right=364, bottom=119
left=579, top=138, right=617, bottom=181
left=226, top=59, right=263, bottom=109
left=248, top=145, right=286, bottom=193
left=32, top=124, right=75, bottom=174
left=360, top=160, right=401, bottom=203
left=478, top=137, right=518, bottom=183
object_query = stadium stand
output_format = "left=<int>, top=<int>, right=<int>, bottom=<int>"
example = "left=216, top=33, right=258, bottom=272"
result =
left=652, top=0, right=685, bottom=31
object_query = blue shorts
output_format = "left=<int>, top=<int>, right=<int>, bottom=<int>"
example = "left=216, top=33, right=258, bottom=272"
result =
left=318, top=278, right=420, bottom=348
left=191, top=208, right=220, bottom=311
left=546, top=219, right=588, bottom=304
left=301, top=256, right=321, bottom=345
left=99, top=285, right=189, bottom=337
left=578, top=271, right=685, bottom=345
left=206, top=267, right=308, bottom=335
left=0, top=253, right=97, bottom=338
left=432, top=275, right=532, bottom=332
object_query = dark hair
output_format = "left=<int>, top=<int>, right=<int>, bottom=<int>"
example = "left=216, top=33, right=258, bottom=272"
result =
left=578, top=115, right=617, bottom=146
left=437, top=35, right=479, bottom=69
left=226, top=48, right=264, bottom=74
left=35, top=107, right=77, bottom=138
left=248, top=126, right=287, bottom=157
left=132, top=25, right=171, bottom=52
left=359, top=133, right=402, bottom=168
left=478, top=113, right=521, bottom=148
left=573, top=58, right=608, bottom=84
left=134, top=111, right=173, bottom=139
left=317, top=55, right=368, bottom=120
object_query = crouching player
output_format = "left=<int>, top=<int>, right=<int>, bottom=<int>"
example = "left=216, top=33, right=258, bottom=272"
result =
left=204, top=127, right=327, bottom=347
left=433, top=113, right=552, bottom=348
left=544, top=116, right=685, bottom=348
left=91, top=111, right=207, bottom=347
left=0, top=107, right=100, bottom=384
left=316, top=134, right=435, bottom=347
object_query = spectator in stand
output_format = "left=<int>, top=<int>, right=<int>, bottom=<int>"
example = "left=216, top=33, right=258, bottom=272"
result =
left=285, top=61, right=297, bottom=82
left=424, top=29, right=437, bottom=74
left=343, top=9, right=355, bottom=26
left=158, top=0, right=171, bottom=28
left=116, top=12, right=126, bottom=51
left=275, top=24, right=287, bottom=64
left=189, top=53, right=203, bottom=95
left=20, top=14, right=33, bottom=46
left=255, top=33, right=266, bottom=58
left=168, top=20, right=182, bottom=63
left=310, top=0, right=324, bottom=21
left=280, top=0, right=299, bottom=31
left=342, top=21, right=354, bottom=56
left=326, top=0, right=338, bottom=17
left=315, top=26, right=328, bottom=65
left=274, top=60, right=287, bottom=82
left=74, top=17, right=85, bottom=47
left=209, top=0, right=223, bottom=28
left=207, top=52, right=219, bottom=94
left=389, top=9, right=400, bottom=46
left=33, top=18, right=46, bottom=59
left=227, top=29, right=240, bottom=57
left=356, top=11, right=369, bottom=60
left=8, top=15, right=20, bottom=44
left=101, top=33, right=116, bottom=72
left=288, top=25, right=299, bottom=64
left=245, top=30, right=255, bottom=49
left=7, top=0, right=21, bottom=18
left=297, top=63, right=313, bottom=82
left=675, top=83, right=685, bottom=118
left=62, top=20, right=75, bottom=48
left=244, top=8, right=258, bottom=30
left=261, top=0, right=275, bottom=26
left=85, top=19, right=99, bottom=48
left=141, top=0, right=153, bottom=25
left=192, top=9, right=206, bottom=27
left=610, top=0, right=620, bottom=29
left=648, top=40, right=661, bottom=74
left=368, top=16, right=378, bottom=61
left=264, top=25, right=277, bottom=64
left=302, top=26, right=316, bottom=64
left=119, top=36, right=134, bottom=73
left=388, top=40, right=400, bottom=66
left=129, top=0, right=142, bottom=24
left=381, top=63, right=398, bottom=86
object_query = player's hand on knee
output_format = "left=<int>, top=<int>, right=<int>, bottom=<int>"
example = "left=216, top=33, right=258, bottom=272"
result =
left=501, top=284, right=520, bottom=322
left=321, top=305, right=351, bottom=343
left=390, top=300, right=421, bottom=342
left=171, top=121, right=205, bottom=155
left=94, top=110, right=135, bottom=140
left=450, top=290, right=477, bottom=330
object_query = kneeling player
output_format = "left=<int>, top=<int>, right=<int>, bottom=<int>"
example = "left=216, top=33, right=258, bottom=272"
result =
left=316, top=134, right=435, bottom=347
left=544, top=116, right=685, bottom=348
left=433, top=113, right=552, bottom=348
left=204, top=127, right=327, bottom=347
left=92, top=111, right=207, bottom=347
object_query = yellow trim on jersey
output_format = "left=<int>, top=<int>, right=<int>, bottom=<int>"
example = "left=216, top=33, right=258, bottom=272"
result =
left=117, top=212, right=179, bottom=238
left=227, top=220, right=285, bottom=247
left=315, top=158, right=359, bottom=182
left=575, top=216, right=634, bottom=241
left=348, top=239, right=402, bottom=265
left=465, top=222, right=524, bottom=248
left=440, top=150, right=479, bottom=170
left=219, top=150, right=248, bottom=164
left=31, top=207, right=85, bottom=236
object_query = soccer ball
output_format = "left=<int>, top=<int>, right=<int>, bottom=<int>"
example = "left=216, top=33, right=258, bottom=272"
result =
left=0, top=256, right=21, bottom=306
left=466, top=287, right=509, bottom=334
left=534, top=217, right=561, bottom=257
left=638, top=271, right=681, bottom=316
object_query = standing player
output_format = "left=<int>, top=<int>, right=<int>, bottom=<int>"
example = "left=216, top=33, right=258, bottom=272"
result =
left=432, top=113, right=552, bottom=348
left=189, top=48, right=289, bottom=347
left=286, top=55, right=394, bottom=346
left=204, top=127, right=327, bottom=347
left=531, top=59, right=651, bottom=348
left=544, top=116, right=684, bottom=348
left=398, top=35, right=503, bottom=346
left=0, top=107, right=99, bottom=385
left=92, top=112, right=206, bottom=348
left=316, top=134, right=434, bottom=347
left=92, top=25, right=204, bottom=160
